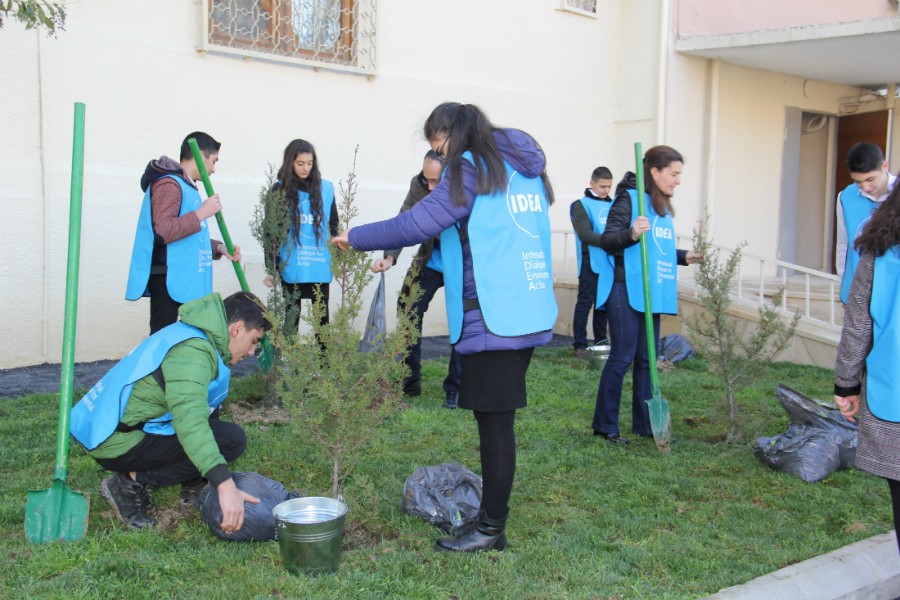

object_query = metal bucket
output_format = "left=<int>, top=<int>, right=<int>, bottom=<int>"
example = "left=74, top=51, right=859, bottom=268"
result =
left=587, top=344, right=611, bottom=371
left=273, top=496, right=348, bottom=576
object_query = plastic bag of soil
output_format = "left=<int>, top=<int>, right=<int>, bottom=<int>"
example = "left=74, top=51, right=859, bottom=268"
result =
left=753, top=384, right=858, bottom=482
left=359, top=272, right=386, bottom=353
left=199, top=472, right=302, bottom=542
left=659, top=334, right=695, bottom=363
left=400, top=462, right=482, bottom=532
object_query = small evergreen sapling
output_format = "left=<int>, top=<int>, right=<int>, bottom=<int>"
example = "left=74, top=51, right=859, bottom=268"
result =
left=268, top=148, right=421, bottom=499
left=686, top=221, right=799, bottom=442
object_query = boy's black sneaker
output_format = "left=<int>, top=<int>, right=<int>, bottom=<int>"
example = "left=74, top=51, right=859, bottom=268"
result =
left=100, top=473, right=156, bottom=529
left=180, top=477, right=208, bottom=509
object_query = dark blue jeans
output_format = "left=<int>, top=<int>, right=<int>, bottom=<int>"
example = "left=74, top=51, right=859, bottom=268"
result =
left=591, top=280, right=658, bottom=436
left=401, top=266, right=462, bottom=394
left=572, top=266, right=608, bottom=349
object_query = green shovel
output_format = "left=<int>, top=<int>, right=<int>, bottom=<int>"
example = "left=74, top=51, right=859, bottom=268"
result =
left=634, top=142, right=672, bottom=453
left=187, top=138, right=273, bottom=373
left=25, top=102, right=90, bottom=542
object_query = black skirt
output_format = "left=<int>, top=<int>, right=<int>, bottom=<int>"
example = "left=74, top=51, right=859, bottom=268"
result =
left=458, top=348, right=535, bottom=412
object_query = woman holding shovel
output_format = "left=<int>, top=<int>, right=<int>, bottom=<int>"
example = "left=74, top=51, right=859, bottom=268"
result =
left=591, top=145, right=702, bottom=444
left=835, top=176, right=900, bottom=554
left=333, top=102, right=558, bottom=552
left=263, top=139, right=339, bottom=333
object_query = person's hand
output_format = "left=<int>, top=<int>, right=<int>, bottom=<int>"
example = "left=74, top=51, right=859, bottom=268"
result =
left=834, top=395, right=860, bottom=423
left=216, top=478, right=260, bottom=533
left=371, top=256, right=394, bottom=272
left=332, top=229, right=352, bottom=250
left=217, top=243, right=241, bottom=262
left=631, top=216, right=650, bottom=241
left=196, top=193, right=223, bottom=221
left=686, top=249, right=704, bottom=264
left=263, top=275, right=275, bottom=287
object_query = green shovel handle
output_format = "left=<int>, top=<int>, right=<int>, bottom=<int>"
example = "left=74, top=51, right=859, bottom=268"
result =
left=634, top=142, right=660, bottom=398
left=54, top=103, right=86, bottom=482
left=187, top=138, right=250, bottom=292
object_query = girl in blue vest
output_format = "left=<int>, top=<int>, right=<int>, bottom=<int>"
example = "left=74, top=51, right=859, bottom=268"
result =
left=835, top=177, right=900, bottom=555
left=263, top=139, right=338, bottom=333
left=334, top=102, right=558, bottom=553
left=591, top=145, right=702, bottom=444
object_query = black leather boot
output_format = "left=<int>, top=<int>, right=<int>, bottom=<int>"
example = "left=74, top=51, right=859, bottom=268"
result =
left=434, top=509, right=508, bottom=552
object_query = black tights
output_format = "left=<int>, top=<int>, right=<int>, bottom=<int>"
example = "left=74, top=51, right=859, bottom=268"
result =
left=474, top=409, right=516, bottom=521
left=887, top=478, right=900, bottom=555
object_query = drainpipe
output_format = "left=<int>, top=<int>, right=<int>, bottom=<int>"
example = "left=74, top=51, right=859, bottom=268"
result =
left=655, top=0, right=670, bottom=144
left=704, top=59, right=720, bottom=236
left=886, top=83, right=896, bottom=165
left=37, top=31, right=50, bottom=358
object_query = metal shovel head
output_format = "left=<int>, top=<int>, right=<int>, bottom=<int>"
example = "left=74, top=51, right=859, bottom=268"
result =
left=25, top=478, right=89, bottom=543
left=647, top=396, right=673, bottom=453
left=257, top=335, right=274, bottom=374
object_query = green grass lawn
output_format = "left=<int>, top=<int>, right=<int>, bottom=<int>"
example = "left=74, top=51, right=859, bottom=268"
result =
left=1, top=349, right=891, bottom=599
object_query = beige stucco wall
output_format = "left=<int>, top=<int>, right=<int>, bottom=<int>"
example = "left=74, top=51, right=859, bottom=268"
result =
left=1, top=0, right=627, bottom=368
left=664, top=56, right=868, bottom=259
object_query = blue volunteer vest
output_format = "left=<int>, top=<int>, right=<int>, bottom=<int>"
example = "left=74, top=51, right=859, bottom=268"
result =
left=69, top=322, right=231, bottom=450
left=425, top=246, right=443, bottom=273
left=279, top=180, right=335, bottom=284
left=440, top=155, right=558, bottom=343
left=125, top=175, right=213, bottom=304
left=866, top=248, right=900, bottom=421
left=839, top=183, right=879, bottom=304
left=622, top=189, right=678, bottom=314
left=571, top=197, right=615, bottom=308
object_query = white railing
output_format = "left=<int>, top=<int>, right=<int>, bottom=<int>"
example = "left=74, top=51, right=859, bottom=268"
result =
left=549, top=229, right=842, bottom=331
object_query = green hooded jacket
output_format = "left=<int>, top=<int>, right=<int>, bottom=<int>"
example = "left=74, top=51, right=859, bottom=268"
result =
left=89, top=293, right=234, bottom=484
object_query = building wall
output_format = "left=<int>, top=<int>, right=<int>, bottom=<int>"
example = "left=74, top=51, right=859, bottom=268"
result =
left=0, top=0, right=625, bottom=368
left=676, top=0, right=898, bottom=36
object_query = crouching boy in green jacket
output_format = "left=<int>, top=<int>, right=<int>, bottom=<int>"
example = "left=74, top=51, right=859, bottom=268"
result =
left=70, top=291, right=269, bottom=532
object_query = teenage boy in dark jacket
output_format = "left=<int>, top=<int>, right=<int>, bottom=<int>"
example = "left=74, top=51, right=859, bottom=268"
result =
left=570, top=166, right=614, bottom=359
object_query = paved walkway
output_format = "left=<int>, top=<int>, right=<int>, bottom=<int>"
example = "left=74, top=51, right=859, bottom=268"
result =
left=704, top=532, right=900, bottom=600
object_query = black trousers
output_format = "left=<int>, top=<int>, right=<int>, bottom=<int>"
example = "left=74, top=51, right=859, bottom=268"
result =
left=95, top=417, right=246, bottom=488
left=282, top=282, right=330, bottom=334
left=148, top=273, right=181, bottom=334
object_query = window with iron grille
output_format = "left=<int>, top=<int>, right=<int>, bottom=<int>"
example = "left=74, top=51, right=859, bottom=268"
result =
left=203, top=0, right=376, bottom=75
left=559, top=0, right=597, bottom=17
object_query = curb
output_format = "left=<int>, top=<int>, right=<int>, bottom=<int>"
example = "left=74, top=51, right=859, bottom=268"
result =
left=704, top=532, right=900, bottom=600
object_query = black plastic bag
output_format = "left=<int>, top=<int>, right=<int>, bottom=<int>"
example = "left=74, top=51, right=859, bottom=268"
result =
left=753, top=384, right=858, bottom=482
left=400, top=462, right=482, bottom=532
left=199, top=472, right=301, bottom=542
left=359, top=272, right=386, bottom=353
left=659, top=334, right=695, bottom=363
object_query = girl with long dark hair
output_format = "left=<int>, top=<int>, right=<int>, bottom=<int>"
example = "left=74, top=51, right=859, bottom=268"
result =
left=591, top=145, right=702, bottom=444
left=264, top=139, right=338, bottom=332
left=334, top=102, right=557, bottom=552
left=835, top=173, right=900, bottom=555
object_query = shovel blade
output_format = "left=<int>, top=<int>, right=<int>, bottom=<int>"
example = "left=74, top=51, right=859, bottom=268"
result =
left=25, top=479, right=89, bottom=543
left=257, top=335, right=274, bottom=374
left=647, top=396, right=672, bottom=453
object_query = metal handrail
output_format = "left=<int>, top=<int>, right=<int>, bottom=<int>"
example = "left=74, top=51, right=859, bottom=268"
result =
left=549, top=229, right=842, bottom=330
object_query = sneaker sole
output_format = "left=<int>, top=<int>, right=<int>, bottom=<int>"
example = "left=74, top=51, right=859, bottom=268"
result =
left=100, top=477, right=155, bottom=530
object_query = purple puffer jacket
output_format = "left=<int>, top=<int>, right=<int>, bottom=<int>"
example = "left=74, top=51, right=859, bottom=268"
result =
left=349, top=128, right=554, bottom=355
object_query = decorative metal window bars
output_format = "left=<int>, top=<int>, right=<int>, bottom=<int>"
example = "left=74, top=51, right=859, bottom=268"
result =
left=201, top=0, right=377, bottom=75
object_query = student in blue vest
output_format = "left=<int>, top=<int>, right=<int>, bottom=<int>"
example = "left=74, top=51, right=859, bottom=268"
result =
left=591, top=145, right=702, bottom=444
left=836, top=143, right=897, bottom=304
left=334, top=102, right=557, bottom=552
left=126, top=132, right=242, bottom=334
left=70, top=291, right=269, bottom=532
left=835, top=177, right=900, bottom=555
left=570, top=166, right=615, bottom=359
left=262, top=139, right=338, bottom=333
left=370, top=150, right=463, bottom=408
